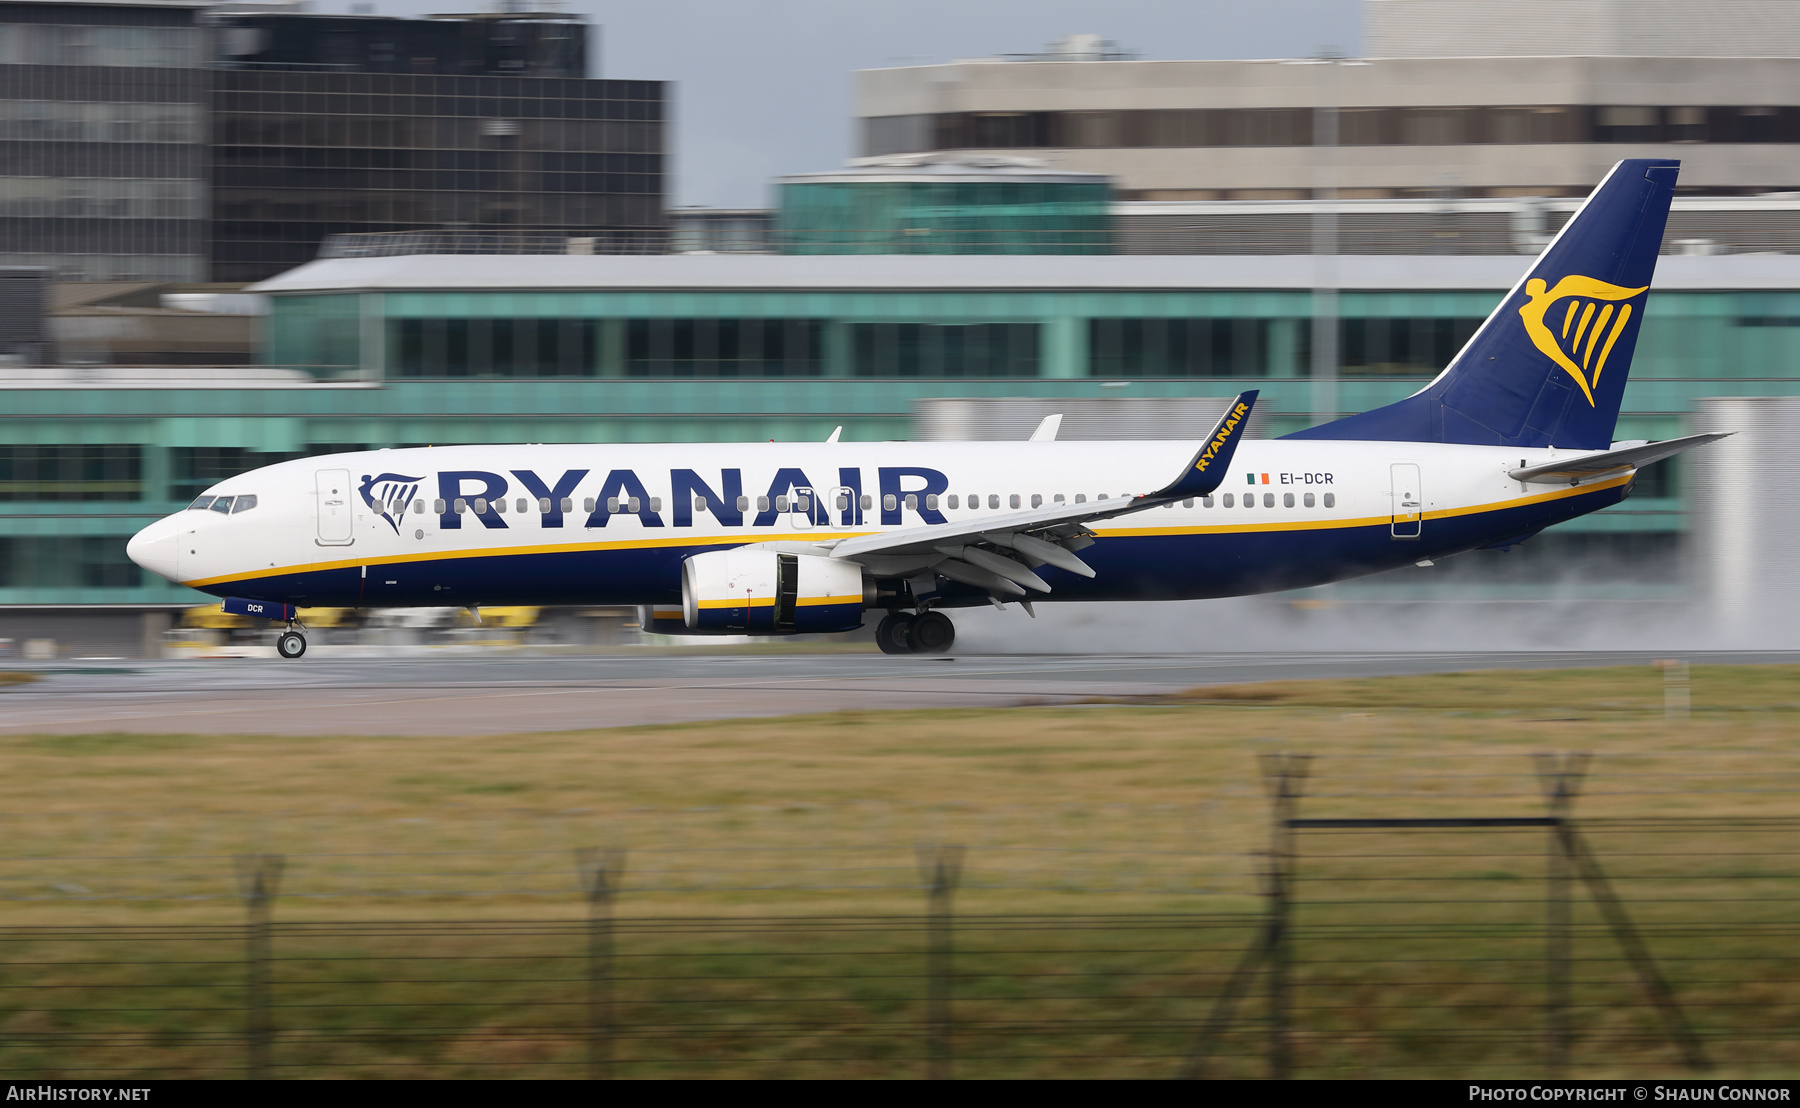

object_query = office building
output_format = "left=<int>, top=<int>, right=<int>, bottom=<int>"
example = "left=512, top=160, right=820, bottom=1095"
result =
left=0, top=2, right=667, bottom=286
left=0, top=0, right=211, bottom=282
left=208, top=8, right=665, bottom=283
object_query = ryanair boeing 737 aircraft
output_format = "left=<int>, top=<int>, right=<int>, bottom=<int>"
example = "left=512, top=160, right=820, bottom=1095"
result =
left=127, top=159, right=1723, bottom=657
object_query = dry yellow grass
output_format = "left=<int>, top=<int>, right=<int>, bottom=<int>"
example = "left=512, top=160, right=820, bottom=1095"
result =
left=0, top=664, right=1796, bottom=1078
left=0, top=665, right=1794, bottom=922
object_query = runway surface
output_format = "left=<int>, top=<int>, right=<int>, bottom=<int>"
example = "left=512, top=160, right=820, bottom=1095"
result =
left=3, top=650, right=1797, bottom=736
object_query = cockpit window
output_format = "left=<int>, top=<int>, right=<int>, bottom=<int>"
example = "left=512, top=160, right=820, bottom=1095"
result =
left=209, top=496, right=234, bottom=514
left=188, top=496, right=215, bottom=511
left=231, top=495, right=258, bottom=514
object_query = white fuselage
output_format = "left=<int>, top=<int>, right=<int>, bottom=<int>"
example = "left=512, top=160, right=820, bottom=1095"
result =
left=126, top=438, right=1633, bottom=611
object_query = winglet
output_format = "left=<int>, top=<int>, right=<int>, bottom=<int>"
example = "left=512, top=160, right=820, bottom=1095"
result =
left=1157, top=391, right=1257, bottom=499
left=1029, top=414, right=1063, bottom=442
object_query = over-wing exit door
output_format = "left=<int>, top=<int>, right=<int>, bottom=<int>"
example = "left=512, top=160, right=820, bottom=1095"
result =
left=1390, top=463, right=1422, bottom=539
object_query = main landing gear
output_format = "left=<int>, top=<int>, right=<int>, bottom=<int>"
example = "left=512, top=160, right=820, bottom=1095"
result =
left=276, top=619, right=307, bottom=660
left=875, top=610, right=955, bottom=655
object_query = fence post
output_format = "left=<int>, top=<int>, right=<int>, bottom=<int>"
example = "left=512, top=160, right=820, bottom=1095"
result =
left=1657, top=659, right=1691, bottom=721
left=1260, top=753, right=1310, bottom=1081
left=916, top=843, right=964, bottom=1080
left=576, top=848, right=626, bottom=1081
left=233, top=853, right=284, bottom=1081
left=1535, top=753, right=1589, bottom=1078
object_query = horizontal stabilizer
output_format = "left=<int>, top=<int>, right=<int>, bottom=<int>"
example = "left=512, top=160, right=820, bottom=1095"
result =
left=1508, top=432, right=1729, bottom=483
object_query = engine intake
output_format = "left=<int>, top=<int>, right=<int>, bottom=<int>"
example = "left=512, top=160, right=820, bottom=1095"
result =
left=682, top=548, right=869, bottom=633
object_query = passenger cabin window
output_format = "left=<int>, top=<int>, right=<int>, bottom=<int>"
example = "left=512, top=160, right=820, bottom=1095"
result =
left=1183, top=498, right=1194, bottom=508
left=561, top=498, right=573, bottom=513
left=775, top=495, right=790, bottom=512
left=837, top=493, right=852, bottom=511
left=473, top=498, right=488, bottom=514
left=1223, top=493, right=1234, bottom=507
left=583, top=498, right=595, bottom=512
left=860, top=494, right=872, bottom=510
left=1323, top=493, right=1336, bottom=508
left=414, top=500, right=426, bottom=514
left=629, top=498, right=644, bottom=513
left=453, top=498, right=468, bottom=514
left=756, top=496, right=770, bottom=512
left=435, top=498, right=448, bottom=514
left=985, top=494, right=997, bottom=509
left=883, top=494, right=897, bottom=511
left=649, top=497, right=661, bottom=512
left=607, top=497, right=622, bottom=513
left=1075, top=494, right=1086, bottom=504
left=231, top=495, right=258, bottom=514
left=947, top=494, right=959, bottom=509
left=209, top=496, right=234, bottom=514
left=1283, top=493, right=1294, bottom=508
left=1054, top=493, right=1065, bottom=504
left=538, top=498, right=552, bottom=514
left=904, top=494, right=918, bottom=510
left=188, top=496, right=215, bottom=510
left=1203, top=496, right=1214, bottom=507
left=1304, top=493, right=1315, bottom=507
left=925, top=494, right=938, bottom=510
left=1031, top=494, right=1042, bottom=507
left=1009, top=494, right=1021, bottom=508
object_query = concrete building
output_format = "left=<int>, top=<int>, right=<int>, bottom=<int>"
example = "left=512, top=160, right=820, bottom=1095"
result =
left=856, top=2, right=1800, bottom=200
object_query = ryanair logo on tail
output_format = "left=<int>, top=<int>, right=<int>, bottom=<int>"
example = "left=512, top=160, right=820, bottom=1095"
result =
left=1518, top=275, right=1647, bottom=406
left=1195, top=400, right=1251, bottom=473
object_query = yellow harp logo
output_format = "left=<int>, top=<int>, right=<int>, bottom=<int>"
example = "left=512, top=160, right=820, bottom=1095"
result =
left=1517, top=275, right=1647, bottom=407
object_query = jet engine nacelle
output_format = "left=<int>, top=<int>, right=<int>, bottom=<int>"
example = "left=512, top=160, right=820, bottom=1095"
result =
left=682, top=547, right=870, bottom=633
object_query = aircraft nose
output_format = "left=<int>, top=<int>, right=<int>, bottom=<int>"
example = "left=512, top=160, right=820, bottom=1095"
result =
left=127, top=517, right=181, bottom=583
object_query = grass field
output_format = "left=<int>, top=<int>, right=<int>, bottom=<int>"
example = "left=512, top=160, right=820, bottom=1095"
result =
left=0, top=664, right=1796, bottom=1077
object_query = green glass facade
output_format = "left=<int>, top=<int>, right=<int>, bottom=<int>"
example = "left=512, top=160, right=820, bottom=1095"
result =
left=776, top=180, right=1111, bottom=255
left=7, top=279, right=1800, bottom=604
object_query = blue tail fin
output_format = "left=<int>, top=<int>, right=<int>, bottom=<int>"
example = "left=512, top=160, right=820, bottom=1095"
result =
left=1286, top=159, right=1679, bottom=450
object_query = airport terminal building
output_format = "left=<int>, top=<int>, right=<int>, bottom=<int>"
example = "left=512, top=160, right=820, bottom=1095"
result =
left=6, top=247, right=1800, bottom=610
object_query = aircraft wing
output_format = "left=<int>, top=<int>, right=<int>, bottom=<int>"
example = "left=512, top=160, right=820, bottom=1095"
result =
left=828, top=392, right=1257, bottom=577
left=1507, top=432, right=1729, bottom=484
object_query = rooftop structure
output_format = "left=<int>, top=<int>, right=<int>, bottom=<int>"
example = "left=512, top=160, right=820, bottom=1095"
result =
left=775, top=154, right=1111, bottom=255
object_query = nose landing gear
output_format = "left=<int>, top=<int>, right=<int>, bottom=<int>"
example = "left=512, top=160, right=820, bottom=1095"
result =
left=874, top=610, right=955, bottom=655
left=276, top=619, right=307, bottom=660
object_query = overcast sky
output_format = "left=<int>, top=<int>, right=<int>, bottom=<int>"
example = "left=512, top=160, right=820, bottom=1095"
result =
left=321, top=0, right=1363, bottom=207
